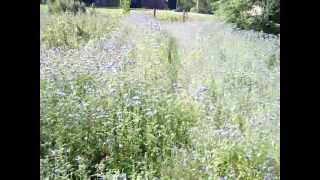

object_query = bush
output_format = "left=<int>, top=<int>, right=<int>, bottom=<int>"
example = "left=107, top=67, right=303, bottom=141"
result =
left=41, top=17, right=87, bottom=48
left=88, top=3, right=96, bottom=16
left=48, top=0, right=86, bottom=14
left=268, top=0, right=280, bottom=23
left=194, top=0, right=212, bottom=14
left=214, top=0, right=252, bottom=27
left=211, top=0, right=280, bottom=34
left=176, top=0, right=194, bottom=12
left=121, top=0, right=131, bottom=14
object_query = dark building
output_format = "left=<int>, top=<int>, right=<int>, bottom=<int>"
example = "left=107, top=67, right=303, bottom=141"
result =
left=140, top=0, right=168, bottom=9
left=131, top=0, right=141, bottom=8
left=167, top=0, right=176, bottom=9
left=84, top=0, right=177, bottom=10
left=84, top=0, right=119, bottom=7
left=137, top=0, right=178, bottom=9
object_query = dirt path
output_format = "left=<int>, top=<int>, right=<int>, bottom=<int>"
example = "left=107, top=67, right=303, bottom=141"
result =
left=121, top=11, right=211, bottom=53
left=158, top=16, right=215, bottom=99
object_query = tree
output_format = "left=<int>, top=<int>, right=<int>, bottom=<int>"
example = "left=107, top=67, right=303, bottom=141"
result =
left=47, top=0, right=86, bottom=14
left=176, top=0, right=193, bottom=22
left=153, top=0, right=157, bottom=17
left=196, top=0, right=199, bottom=10
left=176, top=0, right=192, bottom=11
left=209, top=0, right=280, bottom=33
left=121, top=0, right=131, bottom=14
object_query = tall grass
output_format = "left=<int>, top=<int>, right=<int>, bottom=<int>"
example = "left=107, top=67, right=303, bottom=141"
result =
left=41, top=7, right=279, bottom=179
left=41, top=12, right=200, bottom=178
left=160, top=19, right=280, bottom=179
left=40, top=5, right=122, bottom=48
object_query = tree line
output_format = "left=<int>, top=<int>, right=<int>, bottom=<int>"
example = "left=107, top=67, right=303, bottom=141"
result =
left=41, top=0, right=280, bottom=34
left=178, top=0, right=279, bottom=33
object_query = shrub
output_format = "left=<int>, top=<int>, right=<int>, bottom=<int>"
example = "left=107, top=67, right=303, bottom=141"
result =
left=214, top=0, right=252, bottom=28
left=48, top=0, right=86, bottom=14
left=193, top=0, right=212, bottom=14
left=41, top=75, right=199, bottom=178
left=176, top=0, right=194, bottom=12
left=121, top=0, right=131, bottom=14
left=268, top=0, right=280, bottom=23
left=41, top=16, right=90, bottom=48
left=211, top=0, right=280, bottom=34
left=190, top=7, right=198, bottom=12
left=88, top=3, right=96, bottom=16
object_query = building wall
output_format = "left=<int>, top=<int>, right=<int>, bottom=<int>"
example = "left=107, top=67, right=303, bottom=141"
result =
left=87, top=0, right=119, bottom=7
left=168, top=0, right=176, bottom=9
left=131, top=0, right=141, bottom=8
left=141, top=0, right=168, bottom=9
left=84, top=0, right=173, bottom=9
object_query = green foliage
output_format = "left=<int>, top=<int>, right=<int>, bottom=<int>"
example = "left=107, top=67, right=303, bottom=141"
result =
left=41, top=17, right=89, bottom=48
left=41, top=76, right=199, bottom=178
left=40, top=13, right=120, bottom=48
left=176, top=0, right=194, bottom=11
left=190, top=0, right=212, bottom=14
left=48, top=0, right=86, bottom=14
left=268, top=0, right=280, bottom=23
left=41, top=22, right=200, bottom=177
left=88, top=3, right=97, bottom=16
left=190, top=7, right=198, bottom=12
left=248, top=0, right=280, bottom=33
left=254, top=0, right=280, bottom=23
left=214, top=0, right=253, bottom=28
left=267, top=54, right=279, bottom=70
left=210, top=0, right=280, bottom=34
left=41, top=5, right=279, bottom=179
left=208, top=0, right=221, bottom=11
left=121, top=0, right=131, bottom=14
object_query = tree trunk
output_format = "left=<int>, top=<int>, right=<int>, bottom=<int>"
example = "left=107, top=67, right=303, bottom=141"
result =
left=183, top=9, right=186, bottom=22
left=196, top=0, right=199, bottom=10
left=153, top=0, right=156, bottom=17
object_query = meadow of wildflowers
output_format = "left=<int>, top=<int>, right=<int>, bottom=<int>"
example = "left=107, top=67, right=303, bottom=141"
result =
left=41, top=6, right=279, bottom=179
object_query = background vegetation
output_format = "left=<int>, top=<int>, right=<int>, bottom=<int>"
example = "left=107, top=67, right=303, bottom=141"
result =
left=178, top=0, right=280, bottom=33
left=44, top=0, right=279, bottom=33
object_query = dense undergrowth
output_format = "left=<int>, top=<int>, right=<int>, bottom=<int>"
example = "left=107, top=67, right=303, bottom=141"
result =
left=175, top=0, right=280, bottom=34
left=158, top=18, right=279, bottom=179
left=41, top=5, right=279, bottom=179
